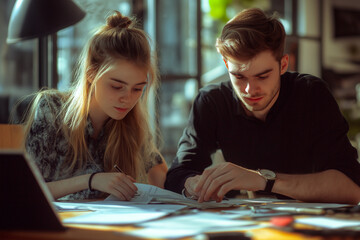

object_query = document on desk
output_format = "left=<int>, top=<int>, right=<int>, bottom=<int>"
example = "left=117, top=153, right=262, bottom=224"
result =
left=105, top=183, right=235, bottom=209
left=262, top=202, right=350, bottom=209
left=296, top=217, right=360, bottom=229
left=63, top=208, right=168, bottom=225
left=261, top=202, right=350, bottom=215
left=54, top=201, right=187, bottom=213
left=126, top=212, right=260, bottom=239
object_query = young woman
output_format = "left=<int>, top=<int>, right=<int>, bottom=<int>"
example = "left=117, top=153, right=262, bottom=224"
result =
left=23, top=11, right=167, bottom=200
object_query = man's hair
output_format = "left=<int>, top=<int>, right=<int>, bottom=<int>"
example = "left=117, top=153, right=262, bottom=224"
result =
left=216, top=8, right=286, bottom=61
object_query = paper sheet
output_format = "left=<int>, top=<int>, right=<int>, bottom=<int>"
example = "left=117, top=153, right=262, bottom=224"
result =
left=139, top=212, right=256, bottom=230
left=296, top=217, right=360, bottom=229
left=105, top=183, right=235, bottom=209
left=125, top=212, right=258, bottom=239
left=54, top=201, right=187, bottom=213
left=261, top=202, right=350, bottom=209
left=125, top=228, right=204, bottom=239
left=63, top=209, right=167, bottom=225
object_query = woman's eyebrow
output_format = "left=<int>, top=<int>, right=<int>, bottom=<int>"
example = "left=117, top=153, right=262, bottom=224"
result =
left=110, top=78, right=147, bottom=86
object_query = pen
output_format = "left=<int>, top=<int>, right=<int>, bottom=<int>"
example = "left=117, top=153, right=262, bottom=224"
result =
left=274, top=207, right=325, bottom=215
left=114, top=164, right=124, bottom=174
left=114, top=164, right=139, bottom=196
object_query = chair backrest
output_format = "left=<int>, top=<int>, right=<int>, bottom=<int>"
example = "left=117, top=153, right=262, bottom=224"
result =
left=0, top=124, right=24, bottom=149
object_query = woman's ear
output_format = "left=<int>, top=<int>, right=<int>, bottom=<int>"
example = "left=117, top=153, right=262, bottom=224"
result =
left=280, top=54, right=289, bottom=75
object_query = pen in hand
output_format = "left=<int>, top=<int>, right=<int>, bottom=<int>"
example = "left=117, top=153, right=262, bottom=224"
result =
left=113, top=164, right=139, bottom=196
left=114, top=164, right=124, bottom=174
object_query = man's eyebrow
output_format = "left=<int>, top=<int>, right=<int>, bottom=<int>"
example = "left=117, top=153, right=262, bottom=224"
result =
left=255, top=69, right=273, bottom=76
left=230, top=68, right=273, bottom=77
left=110, top=78, right=147, bottom=86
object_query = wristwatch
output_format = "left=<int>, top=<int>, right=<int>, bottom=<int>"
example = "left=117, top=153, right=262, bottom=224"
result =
left=257, top=169, right=277, bottom=193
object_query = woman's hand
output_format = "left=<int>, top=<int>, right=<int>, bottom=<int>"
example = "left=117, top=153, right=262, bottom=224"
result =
left=91, top=172, right=138, bottom=201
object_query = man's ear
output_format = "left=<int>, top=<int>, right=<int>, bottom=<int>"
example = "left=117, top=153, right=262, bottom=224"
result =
left=223, top=58, right=228, bottom=69
left=280, top=54, right=289, bottom=75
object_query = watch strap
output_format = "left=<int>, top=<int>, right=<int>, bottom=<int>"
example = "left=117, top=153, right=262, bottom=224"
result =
left=264, top=179, right=275, bottom=193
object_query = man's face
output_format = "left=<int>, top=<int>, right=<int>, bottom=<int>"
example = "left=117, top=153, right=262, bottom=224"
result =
left=226, top=50, right=288, bottom=119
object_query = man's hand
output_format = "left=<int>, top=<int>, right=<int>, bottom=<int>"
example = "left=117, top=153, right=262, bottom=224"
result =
left=184, top=175, right=200, bottom=199
left=194, top=162, right=266, bottom=202
left=184, top=175, right=219, bottom=201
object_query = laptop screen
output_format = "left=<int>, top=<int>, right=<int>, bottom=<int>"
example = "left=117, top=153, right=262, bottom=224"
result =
left=0, top=150, right=65, bottom=231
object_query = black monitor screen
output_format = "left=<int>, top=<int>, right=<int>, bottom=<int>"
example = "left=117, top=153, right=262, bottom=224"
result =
left=333, top=7, right=360, bottom=38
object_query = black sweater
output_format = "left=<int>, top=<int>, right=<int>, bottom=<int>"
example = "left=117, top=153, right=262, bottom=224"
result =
left=165, top=72, right=360, bottom=195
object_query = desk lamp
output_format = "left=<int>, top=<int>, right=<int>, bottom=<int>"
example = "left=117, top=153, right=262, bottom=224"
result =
left=6, top=0, right=86, bottom=89
left=7, top=0, right=86, bottom=44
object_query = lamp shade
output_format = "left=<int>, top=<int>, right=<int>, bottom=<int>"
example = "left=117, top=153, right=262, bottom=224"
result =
left=7, top=0, right=86, bottom=44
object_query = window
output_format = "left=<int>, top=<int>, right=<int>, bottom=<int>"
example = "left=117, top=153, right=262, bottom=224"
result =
left=57, top=0, right=134, bottom=90
left=0, top=0, right=37, bottom=123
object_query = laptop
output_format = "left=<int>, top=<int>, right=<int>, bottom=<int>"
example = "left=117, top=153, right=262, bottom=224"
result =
left=0, top=150, right=66, bottom=231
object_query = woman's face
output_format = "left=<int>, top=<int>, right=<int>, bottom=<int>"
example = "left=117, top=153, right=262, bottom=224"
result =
left=90, top=59, right=148, bottom=124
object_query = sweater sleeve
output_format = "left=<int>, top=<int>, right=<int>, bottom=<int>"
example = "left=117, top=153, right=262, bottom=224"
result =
left=25, top=94, right=63, bottom=182
left=308, top=79, right=360, bottom=186
left=165, top=91, right=219, bottom=193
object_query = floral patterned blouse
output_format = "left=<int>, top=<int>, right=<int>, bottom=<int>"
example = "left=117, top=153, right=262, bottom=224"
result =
left=25, top=93, right=162, bottom=200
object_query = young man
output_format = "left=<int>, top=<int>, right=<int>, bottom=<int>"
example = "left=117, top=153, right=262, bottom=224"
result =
left=164, top=8, right=360, bottom=204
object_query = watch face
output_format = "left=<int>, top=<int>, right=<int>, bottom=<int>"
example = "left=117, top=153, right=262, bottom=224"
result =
left=259, top=169, right=276, bottom=180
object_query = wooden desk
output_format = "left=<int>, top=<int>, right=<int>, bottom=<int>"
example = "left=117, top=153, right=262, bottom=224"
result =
left=0, top=211, right=138, bottom=240
left=0, top=210, right=348, bottom=240
left=0, top=225, right=322, bottom=240
left=0, top=227, right=138, bottom=240
left=0, top=124, right=24, bottom=149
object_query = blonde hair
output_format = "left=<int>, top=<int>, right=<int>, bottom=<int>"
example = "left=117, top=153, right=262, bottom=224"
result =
left=23, top=11, right=160, bottom=182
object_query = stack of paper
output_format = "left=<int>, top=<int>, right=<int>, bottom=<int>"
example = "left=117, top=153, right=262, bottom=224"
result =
left=105, top=183, right=236, bottom=209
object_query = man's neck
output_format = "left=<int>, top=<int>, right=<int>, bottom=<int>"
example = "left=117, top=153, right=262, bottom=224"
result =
left=243, top=107, right=268, bottom=122
left=242, top=89, right=280, bottom=122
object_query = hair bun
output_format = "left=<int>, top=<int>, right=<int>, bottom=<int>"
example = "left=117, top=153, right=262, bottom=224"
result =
left=107, top=10, right=132, bottom=29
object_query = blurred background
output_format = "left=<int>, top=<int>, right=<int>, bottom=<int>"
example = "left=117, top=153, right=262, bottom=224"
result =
left=1, top=0, right=360, bottom=165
